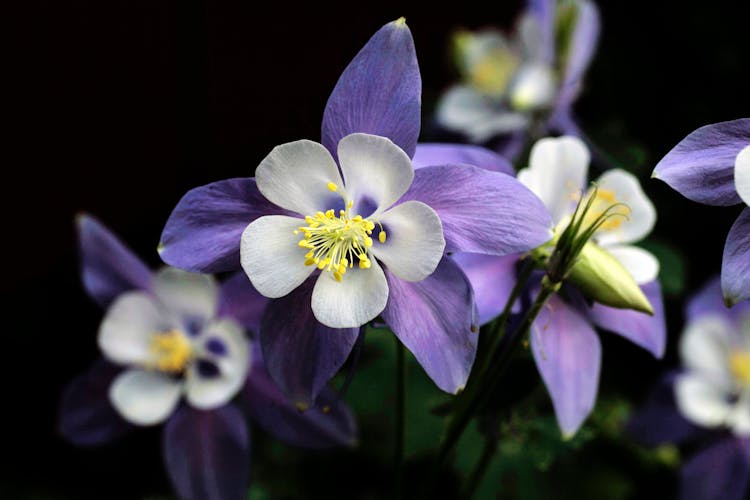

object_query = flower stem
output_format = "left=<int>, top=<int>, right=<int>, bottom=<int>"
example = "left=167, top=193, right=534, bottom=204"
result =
left=462, top=433, right=498, bottom=500
left=394, top=336, right=406, bottom=500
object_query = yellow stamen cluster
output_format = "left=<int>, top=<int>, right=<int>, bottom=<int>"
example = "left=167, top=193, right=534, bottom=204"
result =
left=730, top=351, right=750, bottom=387
left=580, top=188, right=631, bottom=232
left=149, top=329, right=192, bottom=373
left=295, top=182, right=386, bottom=282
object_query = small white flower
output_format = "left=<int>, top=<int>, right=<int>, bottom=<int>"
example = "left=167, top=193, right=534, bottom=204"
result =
left=99, top=268, right=249, bottom=425
left=675, top=311, right=750, bottom=436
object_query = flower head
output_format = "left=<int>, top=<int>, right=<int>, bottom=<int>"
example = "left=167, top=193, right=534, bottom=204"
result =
left=653, top=118, right=750, bottom=305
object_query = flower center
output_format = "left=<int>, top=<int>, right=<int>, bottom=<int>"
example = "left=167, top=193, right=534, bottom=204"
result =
left=580, top=188, right=631, bottom=232
left=730, top=351, right=750, bottom=387
left=296, top=182, right=386, bottom=282
left=149, top=329, right=192, bottom=373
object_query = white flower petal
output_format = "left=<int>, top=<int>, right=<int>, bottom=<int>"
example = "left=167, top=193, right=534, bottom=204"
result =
left=311, top=257, right=388, bottom=328
left=679, top=314, right=734, bottom=383
left=436, top=85, right=528, bottom=143
left=240, top=215, right=313, bottom=299
left=98, top=292, right=176, bottom=365
left=338, top=133, right=414, bottom=216
left=152, top=267, right=218, bottom=324
left=735, top=145, right=750, bottom=206
left=729, top=391, right=750, bottom=436
left=370, top=201, right=445, bottom=282
left=593, top=169, right=656, bottom=246
left=674, top=373, right=733, bottom=429
left=519, top=136, right=589, bottom=224
left=255, top=140, right=344, bottom=216
left=509, top=62, right=556, bottom=111
left=606, top=245, right=660, bottom=284
left=109, top=369, right=182, bottom=425
left=185, top=318, right=249, bottom=410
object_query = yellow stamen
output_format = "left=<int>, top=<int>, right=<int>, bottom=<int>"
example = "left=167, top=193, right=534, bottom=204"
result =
left=327, top=182, right=338, bottom=192
left=730, top=351, right=750, bottom=387
left=379, top=231, right=387, bottom=243
left=149, top=329, right=192, bottom=373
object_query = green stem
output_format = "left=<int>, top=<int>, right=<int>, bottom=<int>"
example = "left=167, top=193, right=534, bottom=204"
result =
left=395, top=336, right=406, bottom=500
left=462, top=434, right=498, bottom=500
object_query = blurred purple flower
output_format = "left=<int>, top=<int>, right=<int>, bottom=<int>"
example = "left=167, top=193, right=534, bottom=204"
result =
left=629, top=277, right=750, bottom=500
left=158, top=18, right=553, bottom=405
left=435, top=0, right=600, bottom=158
left=653, top=118, right=750, bottom=305
left=59, top=215, right=357, bottom=500
left=435, top=136, right=666, bottom=436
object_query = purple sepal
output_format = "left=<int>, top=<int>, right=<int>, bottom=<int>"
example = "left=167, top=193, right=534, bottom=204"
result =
left=585, top=281, right=667, bottom=358
left=494, top=131, right=527, bottom=162
left=163, top=404, right=250, bottom=500
left=653, top=119, right=750, bottom=207
left=680, top=437, right=750, bottom=500
left=452, top=253, right=520, bottom=325
left=259, top=278, right=360, bottom=406
left=556, top=0, right=600, bottom=108
left=687, top=275, right=750, bottom=326
left=412, top=143, right=514, bottom=175
left=242, top=346, right=357, bottom=449
left=322, top=19, right=421, bottom=160
left=400, top=164, right=553, bottom=254
left=159, top=178, right=285, bottom=273
left=626, top=373, right=699, bottom=447
left=530, top=294, right=601, bottom=436
left=217, top=272, right=268, bottom=335
left=526, top=0, right=555, bottom=63
left=77, top=214, right=152, bottom=308
left=58, top=359, right=133, bottom=447
left=381, top=257, right=479, bottom=394
left=722, top=207, right=750, bottom=306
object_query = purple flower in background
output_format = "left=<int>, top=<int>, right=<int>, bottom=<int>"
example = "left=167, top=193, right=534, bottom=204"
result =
left=158, top=18, right=553, bottom=405
left=59, top=215, right=356, bottom=500
left=437, top=136, right=666, bottom=436
left=436, top=0, right=600, bottom=158
left=653, top=118, right=750, bottom=305
left=629, top=277, right=750, bottom=500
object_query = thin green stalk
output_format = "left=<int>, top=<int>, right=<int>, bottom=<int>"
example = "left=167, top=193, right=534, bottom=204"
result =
left=394, top=336, right=406, bottom=500
left=462, top=434, right=498, bottom=500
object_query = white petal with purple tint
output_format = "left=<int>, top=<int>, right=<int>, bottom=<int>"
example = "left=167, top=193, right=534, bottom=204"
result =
left=109, top=369, right=182, bottom=425
left=593, top=169, right=656, bottom=246
left=606, top=245, right=659, bottom=285
left=153, top=268, right=218, bottom=324
left=674, top=374, right=733, bottom=429
left=735, top=145, right=750, bottom=206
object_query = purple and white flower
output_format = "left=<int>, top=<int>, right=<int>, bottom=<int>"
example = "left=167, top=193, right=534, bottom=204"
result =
left=158, top=19, right=553, bottom=404
left=436, top=0, right=600, bottom=158
left=629, top=277, right=750, bottom=500
left=652, top=118, right=750, bottom=305
left=60, top=215, right=356, bottom=500
left=442, top=136, right=666, bottom=436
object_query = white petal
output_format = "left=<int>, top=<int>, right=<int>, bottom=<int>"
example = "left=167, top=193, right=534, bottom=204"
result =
left=109, top=369, right=182, bottom=425
left=606, top=245, right=660, bottom=284
left=338, top=133, right=414, bottom=216
left=436, top=85, right=528, bottom=143
left=152, top=267, right=218, bottom=324
left=240, top=215, right=314, bottom=298
left=729, top=391, right=750, bottom=436
left=370, top=201, right=445, bottom=282
left=185, top=318, right=249, bottom=409
left=592, top=169, right=656, bottom=246
left=674, top=373, right=733, bottom=429
left=311, top=257, right=388, bottom=328
left=679, top=314, right=734, bottom=382
left=455, top=30, right=519, bottom=97
left=519, top=136, right=589, bottom=224
left=735, top=145, right=750, bottom=205
left=98, top=292, right=176, bottom=365
left=255, top=140, right=344, bottom=216
left=509, top=62, right=556, bottom=111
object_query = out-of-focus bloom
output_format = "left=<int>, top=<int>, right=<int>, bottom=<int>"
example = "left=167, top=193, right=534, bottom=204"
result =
left=59, top=215, right=356, bottom=500
left=653, top=119, right=750, bottom=305
left=436, top=0, right=600, bottom=157
left=629, top=277, right=750, bottom=500
left=443, top=136, right=666, bottom=436
left=158, top=19, right=554, bottom=404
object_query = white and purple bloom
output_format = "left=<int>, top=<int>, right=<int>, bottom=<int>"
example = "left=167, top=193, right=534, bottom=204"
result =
left=436, top=0, right=600, bottom=158
left=629, top=277, right=750, bottom=500
left=59, top=215, right=357, bottom=500
left=653, top=118, right=750, bottom=305
left=158, top=19, right=553, bottom=405
left=440, top=136, right=666, bottom=436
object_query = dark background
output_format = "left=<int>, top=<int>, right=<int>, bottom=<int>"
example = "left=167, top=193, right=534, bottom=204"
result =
left=6, top=0, right=750, bottom=498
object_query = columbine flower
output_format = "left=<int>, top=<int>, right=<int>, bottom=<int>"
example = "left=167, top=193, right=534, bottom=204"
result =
left=653, top=118, right=750, bottom=305
left=439, top=136, right=666, bottom=436
left=59, top=215, right=356, bottom=500
left=157, top=19, right=554, bottom=405
left=629, top=277, right=750, bottom=500
left=435, top=0, right=600, bottom=158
